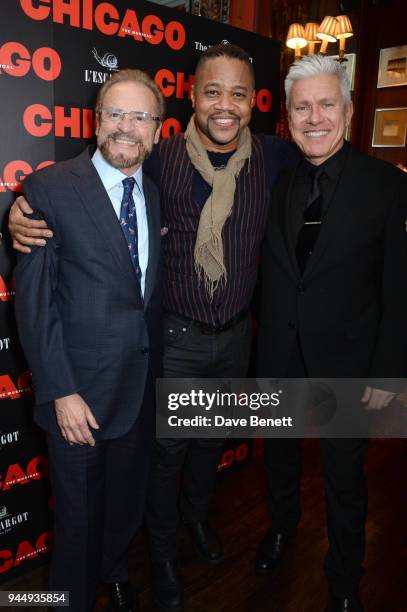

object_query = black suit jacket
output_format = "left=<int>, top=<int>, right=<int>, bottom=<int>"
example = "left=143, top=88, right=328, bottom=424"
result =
left=14, top=146, right=162, bottom=439
left=257, top=144, right=407, bottom=383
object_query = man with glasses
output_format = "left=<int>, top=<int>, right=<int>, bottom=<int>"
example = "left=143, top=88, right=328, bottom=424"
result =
left=13, top=69, right=163, bottom=612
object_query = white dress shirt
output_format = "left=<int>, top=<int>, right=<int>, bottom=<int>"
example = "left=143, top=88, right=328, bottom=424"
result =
left=92, top=148, right=149, bottom=297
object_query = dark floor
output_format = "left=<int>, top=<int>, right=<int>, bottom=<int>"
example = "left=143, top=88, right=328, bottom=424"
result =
left=4, top=439, right=407, bottom=612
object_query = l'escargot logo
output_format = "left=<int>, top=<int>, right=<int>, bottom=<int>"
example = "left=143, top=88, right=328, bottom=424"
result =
left=84, top=48, right=119, bottom=84
left=92, top=48, right=119, bottom=71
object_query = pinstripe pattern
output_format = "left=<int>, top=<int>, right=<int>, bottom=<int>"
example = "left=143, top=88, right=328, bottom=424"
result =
left=159, top=134, right=268, bottom=326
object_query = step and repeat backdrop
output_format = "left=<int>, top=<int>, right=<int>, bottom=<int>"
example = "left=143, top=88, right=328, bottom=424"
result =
left=0, top=0, right=280, bottom=581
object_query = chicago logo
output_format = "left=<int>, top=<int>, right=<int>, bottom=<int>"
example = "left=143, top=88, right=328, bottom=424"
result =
left=0, top=42, right=61, bottom=81
left=20, top=1, right=186, bottom=50
left=0, top=456, right=49, bottom=492
left=0, top=370, right=32, bottom=400
left=0, top=531, right=52, bottom=574
left=0, top=276, right=15, bottom=301
left=0, top=162, right=54, bottom=193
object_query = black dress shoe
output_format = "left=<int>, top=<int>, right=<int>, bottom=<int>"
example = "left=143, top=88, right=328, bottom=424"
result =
left=325, top=590, right=363, bottom=612
left=108, top=582, right=139, bottom=612
left=187, top=521, right=224, bottom=564
left=255, top=530, right=293, bottom=574
left=151, top=560, right=184, bottom=611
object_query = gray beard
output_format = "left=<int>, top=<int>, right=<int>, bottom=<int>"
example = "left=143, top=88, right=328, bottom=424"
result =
left=99, top=134, right=151, bottom=169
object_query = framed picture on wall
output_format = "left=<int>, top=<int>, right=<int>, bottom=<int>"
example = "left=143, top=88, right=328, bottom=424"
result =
left=329, top=53, right=356, bottom=90
left=377, top=46, right=407, bottom=88
left=372, top=107, right=407, bottom=147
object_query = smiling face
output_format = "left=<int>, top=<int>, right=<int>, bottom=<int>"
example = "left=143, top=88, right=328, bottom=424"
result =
left=288, top=73, right=353, bottom=166
left=95, top=80, right=161, bottom=175
left=191, top=56, right=256, bottom=152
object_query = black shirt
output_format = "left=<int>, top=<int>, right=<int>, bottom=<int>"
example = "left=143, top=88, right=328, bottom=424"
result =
left=290, top=141, right=350, bottom=243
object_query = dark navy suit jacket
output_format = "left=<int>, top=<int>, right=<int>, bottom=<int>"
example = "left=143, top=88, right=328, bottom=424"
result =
left=14, top=146, right=162, bottom=439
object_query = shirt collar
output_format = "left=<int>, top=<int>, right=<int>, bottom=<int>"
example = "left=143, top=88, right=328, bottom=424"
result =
left=301, top=140, right=349, bottom=181
left=91, top=148, right=143, bottom=193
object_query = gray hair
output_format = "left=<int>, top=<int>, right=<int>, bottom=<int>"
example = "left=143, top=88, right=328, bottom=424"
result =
left=285, top=54, right=351, bottom=109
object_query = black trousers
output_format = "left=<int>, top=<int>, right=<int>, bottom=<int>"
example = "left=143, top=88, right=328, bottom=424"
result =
left=47, top=379, right=154, bottom=612
left=145, top=312, right=251, bottom=561
left=263, top=340, right=368, bottom=597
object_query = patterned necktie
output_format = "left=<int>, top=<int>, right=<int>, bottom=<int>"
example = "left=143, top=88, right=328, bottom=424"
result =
left=295, top=167, right=324, bottom=275
left=120, top=177, right=142, bottom=285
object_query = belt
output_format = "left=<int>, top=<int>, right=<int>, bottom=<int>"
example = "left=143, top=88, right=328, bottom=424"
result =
left=167, top=310, right=249, bottom=335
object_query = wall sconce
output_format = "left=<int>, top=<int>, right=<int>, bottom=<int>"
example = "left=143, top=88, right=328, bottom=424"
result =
left=286, top=15, right=354, bottom=61
left=286, top=23, right=307, bottom=59
left=317, top=16, right=338, bottom=54
left=304, top=23, right=320, bottom=55
left=335, top=15, right=353, bottom=62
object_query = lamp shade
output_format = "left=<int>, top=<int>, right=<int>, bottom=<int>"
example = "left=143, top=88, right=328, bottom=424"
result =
left=304, top=22, right=320, bottom=43
left=335, top=14, right=353, bottom=39
left=317, top=16, right=338, bottom=43
left=286, top=23, right=307, bottom=49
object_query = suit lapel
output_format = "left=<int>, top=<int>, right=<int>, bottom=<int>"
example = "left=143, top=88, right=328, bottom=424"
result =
left=69, top=147, right=141, bottom=294
left=283, top=162, right=303, bottom=280
left=142, top=174, right=160, bottom=308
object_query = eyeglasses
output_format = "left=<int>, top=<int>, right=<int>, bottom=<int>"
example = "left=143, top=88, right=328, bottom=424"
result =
left=100, top=107, right=161, bottom=125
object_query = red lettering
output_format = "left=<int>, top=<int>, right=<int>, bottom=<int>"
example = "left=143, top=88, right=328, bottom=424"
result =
left=53, top=0, right=81, bottom=27
left=17, top=370, right=33, bottom=395
left=0, top=42, right=61, bottom=81
left=0, top=42, right=30, bottom=77
left=23, top=104, right=53, bottom=137
left=54, top=106, right=81, bottom=137
left=0, top=550, right=13, bottom=574
left=155, top=69, right=175, bottom=98
left=3, top=161, right=33, bottom=192
left=175, top=72, right=194, bottom=100
left=235, top=443, right=249, bottom=462
left=14, top=540, right=36, bottom=566
left=0, top=531, right=52, bottom=574
left=0, top=456, right=49, bottom=491
left=256, top=89, right=272, bottom=113
left=143, top=15, right=164, bottom=45
left=2, top=464, right=26, bottom=491
left=94, top=2, right=119, bottom=36
left=0, top=161, right=54, bottom=192
left=24, top=105, right=91, bottom=138
left=36, top=531, right=53, bottom=554
left=82, top=108, right=94, bottom=139
left=0, top=375, right=20, bottom=399
left=20, top=2, right=185, bottom=50
left=82, top=0, right=93, bottom=30
left=0, top=276, right=14, bottom=301
left=32, top=47, right=62, bottom=80
left=165, top=21, right=186, bottom=51
left=161, top=118, right=182, bottom=139
left=36, top=160, right=55, bottom=171
left=27, top=455, right=49, bottom=480
left=19, top=0, right=51, bottom=21
left=219, top=449, right=234, bottom=470
left=118, top=9, right=143, bottom=42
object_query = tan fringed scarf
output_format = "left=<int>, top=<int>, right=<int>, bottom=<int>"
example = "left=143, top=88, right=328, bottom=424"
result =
left=185, top=115, right=252, bottom=298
